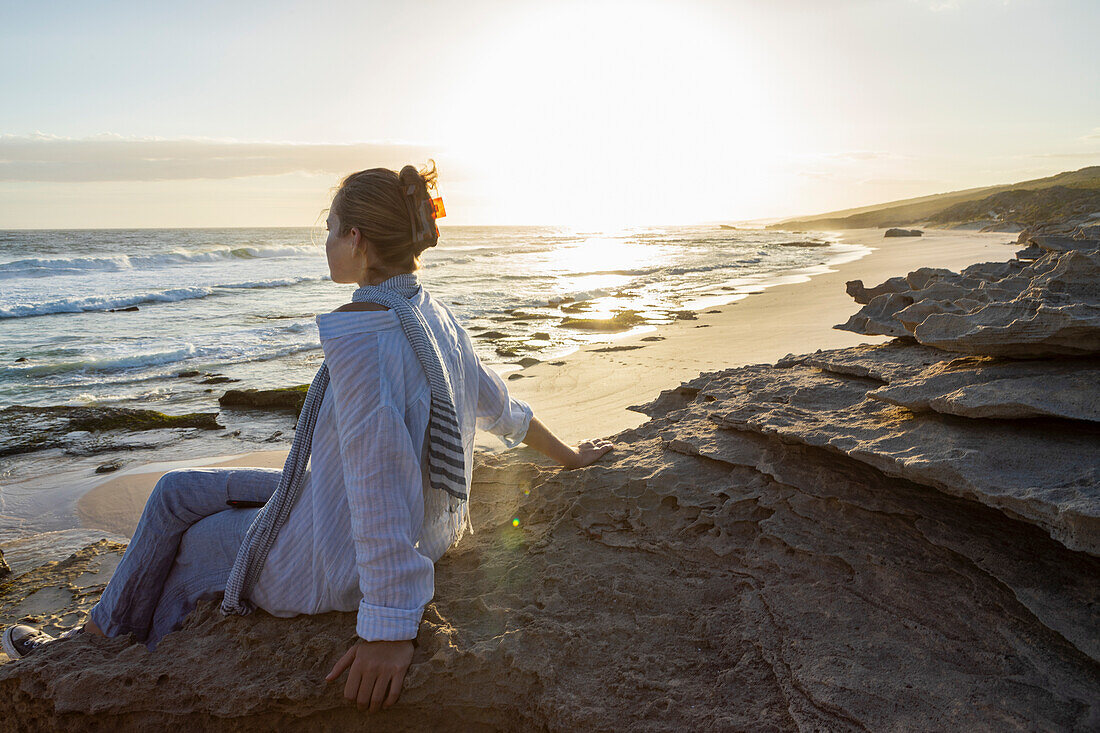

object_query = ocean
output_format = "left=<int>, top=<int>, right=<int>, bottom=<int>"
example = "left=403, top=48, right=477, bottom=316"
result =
left=0, top=224, right=864, bottom=571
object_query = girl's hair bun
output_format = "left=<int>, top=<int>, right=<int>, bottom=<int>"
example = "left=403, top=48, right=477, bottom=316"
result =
left=399, top=160, right=440, bottom=254
left=328, top=160, right=441, bottom=273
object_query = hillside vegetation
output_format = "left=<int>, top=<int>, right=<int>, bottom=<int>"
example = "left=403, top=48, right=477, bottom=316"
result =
left=772, top=166, right=1100, bottom=231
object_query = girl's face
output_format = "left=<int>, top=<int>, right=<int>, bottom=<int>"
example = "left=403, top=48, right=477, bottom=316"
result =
left=324, top=212, right=367, bottom=284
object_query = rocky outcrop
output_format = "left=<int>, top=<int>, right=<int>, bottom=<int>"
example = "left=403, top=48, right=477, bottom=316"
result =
left=2, top=355, right=1099, bottom=730
left=0, top=540, right=127, bottom=662
left=776, top=340, right=953, bottom=382
left=0, top=406, right=224, bottom=458
left=1015, top=244, right=1043, bottom=260
left=704, top=349, right=1100, bottom=555
left=837, top=248, right=1100, bottom=357
left=0, top=550, right=9, bottom=580
left=1030, top=234, right=1100, bottom=254
left=884, top=228, right=922, bottom=237
left=868, top=356, right=1100, bottom=423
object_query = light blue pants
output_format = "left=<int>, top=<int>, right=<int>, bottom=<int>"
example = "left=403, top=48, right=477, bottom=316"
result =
left=89, top=466, right=282, bottom=651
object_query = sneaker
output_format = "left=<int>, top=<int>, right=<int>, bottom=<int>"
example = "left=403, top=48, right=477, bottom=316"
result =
left=1, top=624, right=84, bottom=660
left=2, top=624, right=57, bottom=660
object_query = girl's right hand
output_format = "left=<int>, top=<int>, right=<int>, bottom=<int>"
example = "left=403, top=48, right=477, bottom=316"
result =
left=564, top=439, right=614, bottom=469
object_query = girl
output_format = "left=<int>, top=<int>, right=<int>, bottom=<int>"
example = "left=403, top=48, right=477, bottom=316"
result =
left=2, top=161, right=614, bottom=714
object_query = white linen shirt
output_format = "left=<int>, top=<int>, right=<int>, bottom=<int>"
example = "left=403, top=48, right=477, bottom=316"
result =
left=248, top=286, right=533, bottom=641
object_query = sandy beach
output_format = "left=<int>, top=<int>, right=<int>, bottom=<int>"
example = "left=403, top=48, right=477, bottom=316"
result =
left=75, top=227, right=1013, bottom=539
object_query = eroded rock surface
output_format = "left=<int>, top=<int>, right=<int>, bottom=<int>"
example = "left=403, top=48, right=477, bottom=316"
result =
left=776, top=341, right=952, bottom=382
left=2, top=347, right=1099, bottom=730
left=837, top=248, right=1100, bottom=356
left=0, top=540, right=126, bottom=665
left=728, top=360, right=1096, bottom=555
left=869, top=356, right=1100, bottom=422
left=1030, top=234, right=1100, bottom=254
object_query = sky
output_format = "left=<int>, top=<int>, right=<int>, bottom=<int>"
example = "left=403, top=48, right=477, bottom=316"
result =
left=0, top=0, right=1098, bottom=228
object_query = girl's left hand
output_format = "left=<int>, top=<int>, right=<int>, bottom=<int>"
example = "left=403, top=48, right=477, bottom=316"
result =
left=325, top=638, right=415, bottom=713
left=565, top=438, right=615, bottom=469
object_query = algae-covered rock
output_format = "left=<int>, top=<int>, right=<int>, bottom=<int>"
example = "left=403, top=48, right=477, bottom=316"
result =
left=218, top=385, right=310, bottom=416
left=0, top=406, right=224, bottom=458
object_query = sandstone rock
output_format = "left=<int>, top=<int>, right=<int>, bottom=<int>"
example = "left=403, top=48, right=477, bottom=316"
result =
left=1071, top=223, right=1100, bottom=240
left=3, top=374, right=1099, bottom=730
left=775, top=340, right=953, bottom=382
left=654, top=410, right=1100, bottom=665
left=884, top=228, right=923, bottom=237
left=1015, top=244, right=1043, bottom=260
left=838, top=263, right=1020, bottom=337
left=869, top=356, right=1100, bottom=422
left=837, top=249, right=1100, bottom=357
left=0, top=540, right=126, bottom=647
left=0, top=549, right=9, bottom=580
left=695, top=351, right=1100, bottom=556
left=1029, top=235, right=1100, bottom=253
left=845, top=275, right=908, bottom=304
left=912, top=252, right=1100, bottom=357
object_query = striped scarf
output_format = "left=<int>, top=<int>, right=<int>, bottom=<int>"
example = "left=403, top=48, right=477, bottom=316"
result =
left=220, top=271, right=467, bottom=617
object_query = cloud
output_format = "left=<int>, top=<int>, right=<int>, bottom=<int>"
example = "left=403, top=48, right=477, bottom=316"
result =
left=1083, top=127, right=1100, bottom=141
left=0, top=133, right=437, bottom=182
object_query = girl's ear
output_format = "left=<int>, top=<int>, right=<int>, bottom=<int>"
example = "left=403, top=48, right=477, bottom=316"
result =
left=349, top=227, right=365, bottom=254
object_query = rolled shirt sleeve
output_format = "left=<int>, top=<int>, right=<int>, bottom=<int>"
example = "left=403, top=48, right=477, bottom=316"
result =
left=322, top=329, right=434, bottom=642
left=475, top=357, right=534, bottom=448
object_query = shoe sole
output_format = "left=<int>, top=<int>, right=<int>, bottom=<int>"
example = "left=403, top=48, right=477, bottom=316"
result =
left=1, top=626, right=22, bottom=659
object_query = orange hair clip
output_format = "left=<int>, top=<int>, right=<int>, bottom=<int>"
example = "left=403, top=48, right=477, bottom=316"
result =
left=430, top=197, right=446, bottom=219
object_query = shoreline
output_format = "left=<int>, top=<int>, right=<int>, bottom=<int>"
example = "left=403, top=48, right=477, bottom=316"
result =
left=72, top=226, right=1013, bottom=538
left=504, top=226, right=1012, bottom=442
